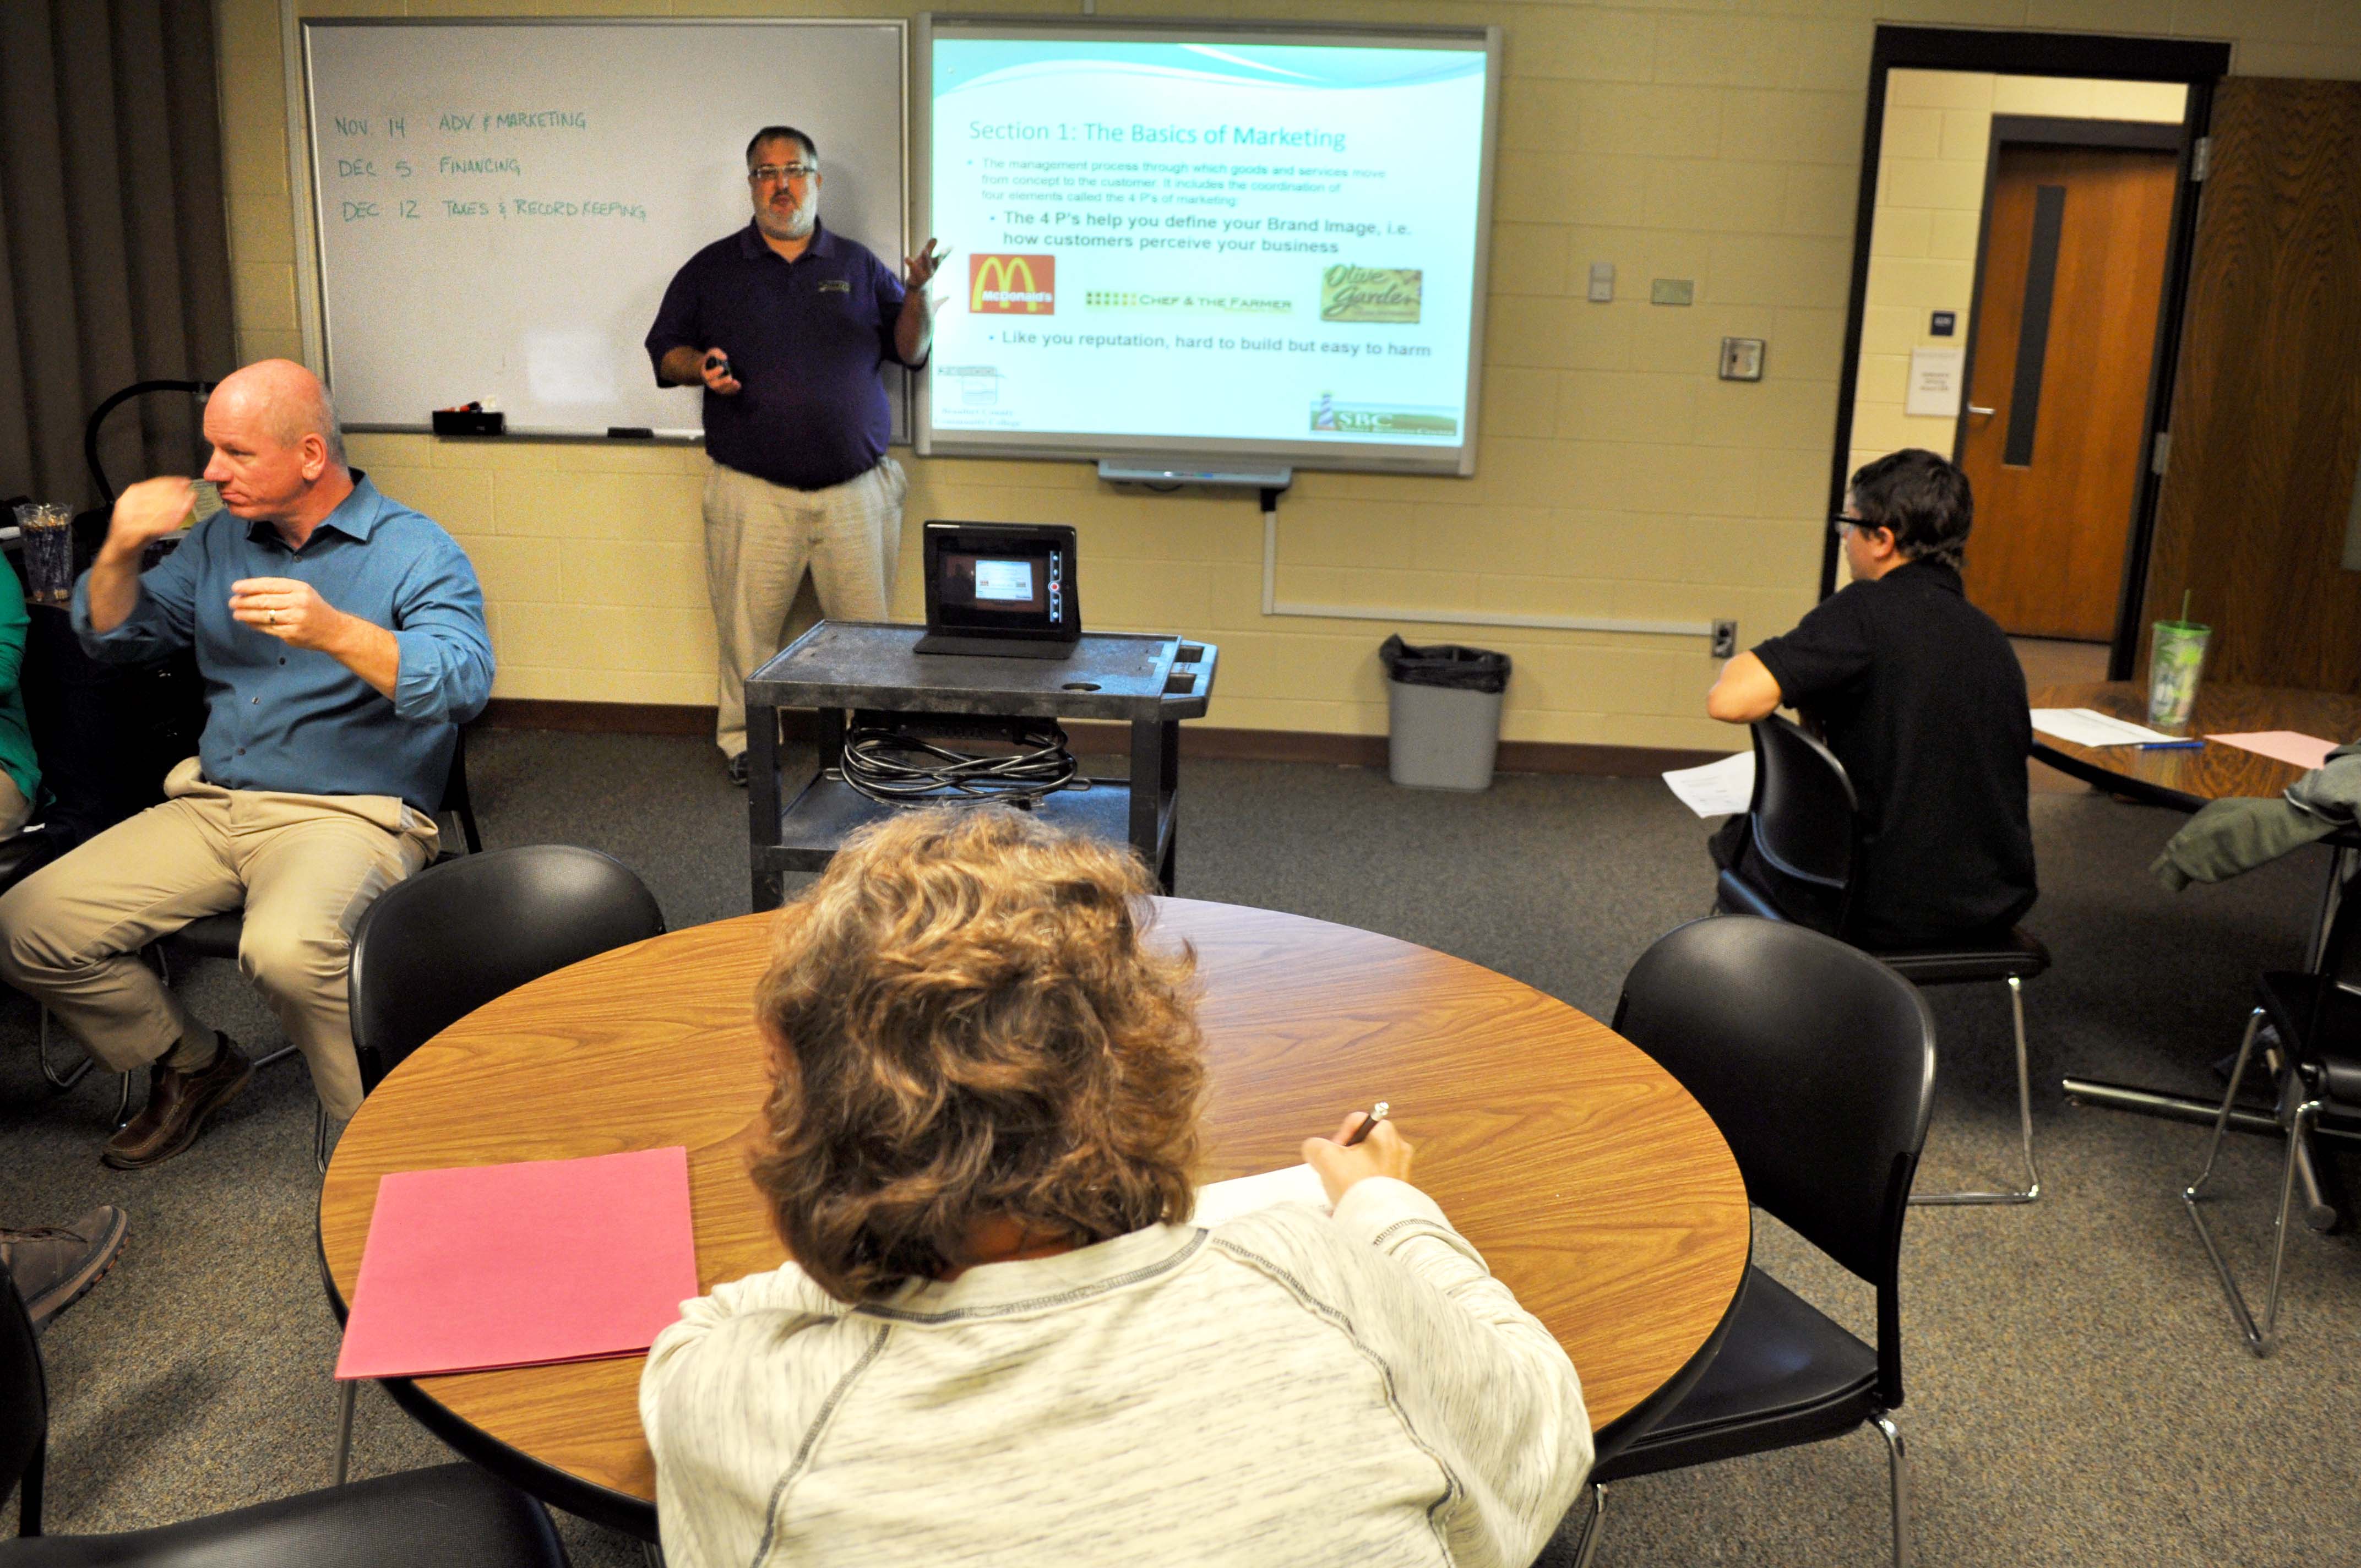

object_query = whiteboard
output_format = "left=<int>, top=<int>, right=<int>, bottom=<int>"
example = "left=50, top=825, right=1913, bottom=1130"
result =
left=300, top=19, right=907, bottom=438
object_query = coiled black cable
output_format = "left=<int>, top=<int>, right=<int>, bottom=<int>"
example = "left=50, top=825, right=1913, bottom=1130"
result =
left=836, top=722, right=1086, bottom=808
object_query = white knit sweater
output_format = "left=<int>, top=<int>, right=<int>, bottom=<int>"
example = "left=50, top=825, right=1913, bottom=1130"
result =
left=640, top=1177, right=1592, bottom=1567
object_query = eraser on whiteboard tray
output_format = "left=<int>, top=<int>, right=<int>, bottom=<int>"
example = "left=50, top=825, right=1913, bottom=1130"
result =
left=432, top=406, right=505, bottom=437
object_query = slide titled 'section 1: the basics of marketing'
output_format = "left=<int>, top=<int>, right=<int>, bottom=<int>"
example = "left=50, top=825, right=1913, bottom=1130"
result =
left=927, top=40, right=1490, bottom=450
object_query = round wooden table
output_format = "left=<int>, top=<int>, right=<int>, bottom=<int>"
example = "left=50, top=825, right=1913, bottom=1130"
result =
left=2030, top=680, right=2361, bottom=810
left=319, top=899, right=1751, bottom=1540
left=2032, top=681, right=2361, bottom=1140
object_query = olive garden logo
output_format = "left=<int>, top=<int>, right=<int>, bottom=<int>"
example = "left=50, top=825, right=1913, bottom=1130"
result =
left=1319, top=265, right=1421, bottom=324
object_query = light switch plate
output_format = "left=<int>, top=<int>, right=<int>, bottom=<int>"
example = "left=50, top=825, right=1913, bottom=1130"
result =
left=1650, top=277, right=1694, bottom=306
left=1711, top=620, right=1738, bottom=658
left=1587, top=262, right=1615, bottom=303
left=1718, top=337, right=1765, bottom=380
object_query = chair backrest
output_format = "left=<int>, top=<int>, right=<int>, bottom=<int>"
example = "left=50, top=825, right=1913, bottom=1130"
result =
left=1737, top=716, right=1860, bottom=936
left=1613, top=915, right=1936, bottom=1405
left=1, top=1274, right=46, bottom=1534
left=347, top=845, right=665, bottom=1095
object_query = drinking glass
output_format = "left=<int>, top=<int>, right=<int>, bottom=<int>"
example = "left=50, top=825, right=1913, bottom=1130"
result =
left=2147, top=619, right=2212, bottom=733
left=13, top=502, right=74, bottom=607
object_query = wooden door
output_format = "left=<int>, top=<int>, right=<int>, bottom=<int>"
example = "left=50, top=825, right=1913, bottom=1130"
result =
left=1959, top=143, right=2179, bottom=640
left=2139, top=79, right=2361, bottom=693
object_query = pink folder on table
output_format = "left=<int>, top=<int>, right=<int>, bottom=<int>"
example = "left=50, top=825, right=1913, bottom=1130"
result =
left=2205, top=732, right=2341, bottom=772
left=335, top=1146, right=699, bottom=1381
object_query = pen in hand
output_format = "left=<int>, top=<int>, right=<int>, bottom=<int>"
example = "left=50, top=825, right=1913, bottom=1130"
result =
left=1343, top=1101, right=1390, bottom=1148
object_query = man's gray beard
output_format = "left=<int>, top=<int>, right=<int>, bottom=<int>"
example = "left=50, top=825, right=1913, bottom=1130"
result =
left=757, top=208, right=814, bottom=242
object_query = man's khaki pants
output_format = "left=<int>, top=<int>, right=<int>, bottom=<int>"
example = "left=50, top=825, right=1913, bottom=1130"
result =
left=705, top=456, right=907, bottom=757
left=0, top=759, right=437, bottom=1120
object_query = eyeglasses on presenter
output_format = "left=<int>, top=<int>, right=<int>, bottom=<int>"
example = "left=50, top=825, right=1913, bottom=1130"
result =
left=748, top=163, right=819, bottom=186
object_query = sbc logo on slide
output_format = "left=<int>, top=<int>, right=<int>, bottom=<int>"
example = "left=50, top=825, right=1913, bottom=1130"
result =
left=970, top=255, right=1056, bottom=314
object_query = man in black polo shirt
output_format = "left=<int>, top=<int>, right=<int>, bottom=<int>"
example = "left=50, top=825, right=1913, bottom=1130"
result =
left=646, top=125, right=945, bottom=783
left=1705, top=448, right=2036, bottom=946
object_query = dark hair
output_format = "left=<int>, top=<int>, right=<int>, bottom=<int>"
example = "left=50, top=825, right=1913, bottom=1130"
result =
left=749, top=807, right=1205, bottom=1303
left=745, top=125, right=818, bottom=165
left=1847, top=448, right=1973, bottom=569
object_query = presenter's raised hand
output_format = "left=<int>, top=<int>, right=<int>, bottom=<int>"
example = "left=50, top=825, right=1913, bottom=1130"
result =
left=1303, top=1112, right=1415, bottom=1206
left=905, top=239, right=949, bottom=292
left=101, top=476, right=197, bottom=561
left=700, top=349, right=742, bottom=396
left=229, top=576, right=350, bottom=651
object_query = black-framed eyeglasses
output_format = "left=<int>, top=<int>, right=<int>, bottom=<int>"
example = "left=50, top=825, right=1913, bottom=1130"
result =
left=748, top=163, right=818, bottom=186
left=1830, top=514, right=1883, bottom=539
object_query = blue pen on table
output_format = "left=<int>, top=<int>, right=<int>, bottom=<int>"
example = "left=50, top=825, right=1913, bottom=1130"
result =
left=2137, top=739, right=2207, bottom=749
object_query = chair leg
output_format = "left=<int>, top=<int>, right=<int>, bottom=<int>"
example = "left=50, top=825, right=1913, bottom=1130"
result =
left=1873, top=1411, right=1912, bottom=1568
left=18, top=1429, right=43, bottom=1537
left=1567, top=1482, right=1606, bottom=1568
left=113, top=1070, right=135, bottom=1128
left=35, top=1007, right=93, bottom=1092
left=314, top=1105, right=340, bottom=1174
left=1912, top=974, right=2042, bottom=1206
left=2183, top=1009, right=2314, bottom=1356
left=333, top=1378, right=358, bottom=1484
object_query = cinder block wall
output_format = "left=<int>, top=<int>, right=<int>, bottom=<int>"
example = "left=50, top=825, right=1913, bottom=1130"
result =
left=214, top=0, right=2361, bottom=750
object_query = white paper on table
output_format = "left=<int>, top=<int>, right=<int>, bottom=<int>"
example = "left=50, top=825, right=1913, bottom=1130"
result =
left=1662, top=751, right=1755, bottom=818
left=2029, top=708, right=2179, bottom=748
left=1190, top=1163, right=1330, bottom=1228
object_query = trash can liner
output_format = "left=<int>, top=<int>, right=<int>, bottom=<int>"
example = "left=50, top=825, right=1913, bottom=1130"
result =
left=1379, top=634, right=1511, bottom=695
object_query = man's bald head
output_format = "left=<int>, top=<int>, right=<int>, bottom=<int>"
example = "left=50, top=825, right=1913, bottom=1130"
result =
left=213, top=359, right=347, bottom=469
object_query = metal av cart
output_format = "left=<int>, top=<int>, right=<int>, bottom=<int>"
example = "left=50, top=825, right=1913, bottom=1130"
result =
left=744, top=621, right=1219, bottom=910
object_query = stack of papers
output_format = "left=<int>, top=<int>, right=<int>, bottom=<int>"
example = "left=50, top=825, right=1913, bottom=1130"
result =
left=1662, top=751, right=1755, bottom=818
left=336, top=1146, right=700, bottom=1381
left=2029, top=709, right=2180, bottom=748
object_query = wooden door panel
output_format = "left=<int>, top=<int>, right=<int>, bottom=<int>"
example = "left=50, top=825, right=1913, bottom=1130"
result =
left=1960, top=144, right=2177, bottom=640
left=2140, top=79, right=2361, bottom=693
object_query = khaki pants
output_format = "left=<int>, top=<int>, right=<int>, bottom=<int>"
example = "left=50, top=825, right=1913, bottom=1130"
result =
left=0, top=759, right=437, bottom=1119
left=704, top=457, right=907, bottom=756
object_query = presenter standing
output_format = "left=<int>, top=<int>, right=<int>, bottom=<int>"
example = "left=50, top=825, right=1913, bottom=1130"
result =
left=646, top=126, right=944, bottom=783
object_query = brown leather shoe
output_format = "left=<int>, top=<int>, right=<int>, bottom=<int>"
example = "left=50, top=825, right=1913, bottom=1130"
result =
left=103, top=1037, right=253, bottom=1170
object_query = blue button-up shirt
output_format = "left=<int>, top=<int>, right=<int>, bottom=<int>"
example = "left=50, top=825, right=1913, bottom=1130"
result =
left=72, top=473, right=493, bottom=814
left=644, top=220, right=916, bottom=492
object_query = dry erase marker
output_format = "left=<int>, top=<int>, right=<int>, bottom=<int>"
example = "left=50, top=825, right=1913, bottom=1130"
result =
left=1344, top=1101, right=1390, bottom=1147
left=2137, top=741, right=2206, bottom=749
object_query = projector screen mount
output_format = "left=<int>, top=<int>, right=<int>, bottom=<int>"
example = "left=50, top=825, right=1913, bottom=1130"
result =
left=915, top=15, right=1501, bottom=478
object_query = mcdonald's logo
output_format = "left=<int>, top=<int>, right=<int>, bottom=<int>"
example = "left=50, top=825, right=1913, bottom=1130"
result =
left=970, top=254, right=1056, bottom=314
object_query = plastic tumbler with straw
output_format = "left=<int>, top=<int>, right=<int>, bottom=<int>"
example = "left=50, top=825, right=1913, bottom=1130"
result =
left=2147, top=590, right=2211, bottom=733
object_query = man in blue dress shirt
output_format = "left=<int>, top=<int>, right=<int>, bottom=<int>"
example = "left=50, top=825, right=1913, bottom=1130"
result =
left=0, top=360, right=493, bottom=1168
left=645, top=124, right=943, bottom=784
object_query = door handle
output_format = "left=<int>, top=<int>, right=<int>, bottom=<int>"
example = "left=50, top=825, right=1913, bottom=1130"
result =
left=1967, top=405, right=1997, bottom=417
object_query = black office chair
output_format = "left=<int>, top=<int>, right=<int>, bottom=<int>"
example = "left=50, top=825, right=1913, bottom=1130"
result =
left=1716, top=715, right=2049, bottom=1206
left=2183, top=876, right=2361, bottom=1356
left=1566, top=915, right=1936, bottom=1568
left=329, top=843, right=665, bottom=1483
left=143, top=729, right=487, bottom=1164
left=0, top=1271, right=569, bottom=1565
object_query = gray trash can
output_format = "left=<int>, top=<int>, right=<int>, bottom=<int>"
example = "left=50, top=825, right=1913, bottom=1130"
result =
left=1379, top=635, right=1511, bottom=792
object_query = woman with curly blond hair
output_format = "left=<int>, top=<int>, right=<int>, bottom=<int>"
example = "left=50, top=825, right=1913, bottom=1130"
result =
left=640, top=807, right=1590, bottom=1568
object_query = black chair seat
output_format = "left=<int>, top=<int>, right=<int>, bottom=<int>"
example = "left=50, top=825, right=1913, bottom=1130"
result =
left=2255, top=972, right=2361, bottom=1114
left=162, top=912, right=243, bottom=963
left=1870, top=926, right=2049, bottom=987
left=1591, top=1267, right=1880, bottom=1483
left=0, top=1462, right=568, bottom=1567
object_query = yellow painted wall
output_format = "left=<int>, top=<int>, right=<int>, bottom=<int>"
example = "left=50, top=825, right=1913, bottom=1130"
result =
left=1848, top=70, right=2187, bottom=477
left=215, top=0, right=2361, bottom=752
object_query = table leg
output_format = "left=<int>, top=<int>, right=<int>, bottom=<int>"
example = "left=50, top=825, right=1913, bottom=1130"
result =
left=748, top=702, right=782, bottom=912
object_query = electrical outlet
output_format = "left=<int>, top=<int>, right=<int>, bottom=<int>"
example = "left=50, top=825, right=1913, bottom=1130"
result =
left=1711, top=620, right=1737, bottom=658
left=1587, top=262, right=1615, bottom=303
left=1718, top=337, right=1765, bottom=381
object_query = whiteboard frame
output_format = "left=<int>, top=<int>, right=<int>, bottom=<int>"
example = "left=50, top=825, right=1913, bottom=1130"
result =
left=913, top=14, right=1501, bottom=478
left=290, top=15, right=911, bottom=443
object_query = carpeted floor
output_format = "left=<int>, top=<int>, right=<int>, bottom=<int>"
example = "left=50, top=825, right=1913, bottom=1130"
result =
left=5, top=726, right=2357, bottom=1566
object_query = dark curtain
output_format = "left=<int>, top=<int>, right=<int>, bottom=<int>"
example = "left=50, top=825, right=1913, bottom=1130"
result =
left=0, top=0, right=236, bottom=512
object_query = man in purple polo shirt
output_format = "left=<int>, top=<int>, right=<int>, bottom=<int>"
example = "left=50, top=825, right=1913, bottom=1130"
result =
left=646, top=124, right=945, bottom=783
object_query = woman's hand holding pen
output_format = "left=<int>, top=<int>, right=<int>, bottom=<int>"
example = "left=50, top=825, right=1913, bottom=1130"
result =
left=1304, top=1108, right=1413, bottom=1206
